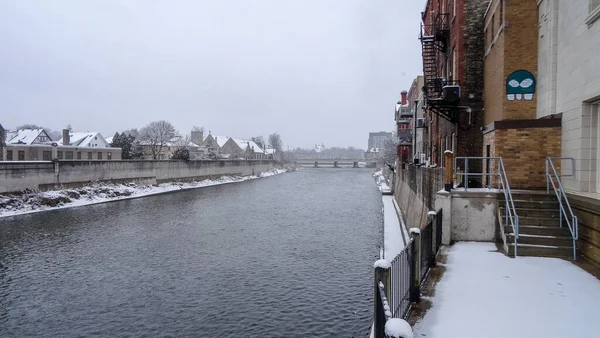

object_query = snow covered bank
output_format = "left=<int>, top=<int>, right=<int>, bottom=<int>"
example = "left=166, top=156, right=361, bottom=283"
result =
left=413, top=242, right=600, bottom=338
left=0, top=168, right=287, bottom=218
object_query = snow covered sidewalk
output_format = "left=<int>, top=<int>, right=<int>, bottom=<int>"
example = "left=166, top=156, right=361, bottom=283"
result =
left=382, top=195, right=408, bottom=259
left=413, top=242, right=600, bottom=338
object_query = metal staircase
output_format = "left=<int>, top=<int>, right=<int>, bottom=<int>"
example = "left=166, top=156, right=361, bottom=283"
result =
left=419, top=13, right=464, bottom=123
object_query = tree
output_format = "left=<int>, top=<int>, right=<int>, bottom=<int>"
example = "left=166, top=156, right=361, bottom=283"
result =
left=251, top=136, right=265, bottom=149
left=110, top=132, right=143, bottom=159
left=138, top=120, right=178, bottom=160
left=171, top=148, right=190, bottom=160
left=268, top=133, right=283, bottom=152
left=378, top=137, right=399, bottom=167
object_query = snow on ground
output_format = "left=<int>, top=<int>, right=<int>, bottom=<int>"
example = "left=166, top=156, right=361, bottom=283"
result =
left=383, top=196, right=406, bottom=259
left=0, top=168, right=287, bottom=219
left=413, top=242, right=600, bottom=338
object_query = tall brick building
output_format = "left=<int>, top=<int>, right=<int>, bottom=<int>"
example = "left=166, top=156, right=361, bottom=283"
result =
left=482, top=0, right=561, bottom=190
left=420, top=0, right=488, bottom=176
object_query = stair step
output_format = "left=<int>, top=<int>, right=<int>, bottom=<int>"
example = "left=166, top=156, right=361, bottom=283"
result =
left=505, top=225, right=570, bottom=236
left=504, top=216, right=561, bottom=226
left=507, top=244, right=573, bottom=258
left=506, top=234, right=573, bottom=247
left=499, top=200, right=559, bottom=209
left=507, top=193, right=558, bottom=201
left=500, top=207, right=560, bottom=218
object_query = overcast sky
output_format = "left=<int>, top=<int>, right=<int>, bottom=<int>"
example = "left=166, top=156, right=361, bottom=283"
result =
left=0, top=0, right=423, bottom=149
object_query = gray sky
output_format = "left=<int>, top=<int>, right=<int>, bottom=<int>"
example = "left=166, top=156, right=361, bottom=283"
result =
left=0, top=0, right=423, bottom=149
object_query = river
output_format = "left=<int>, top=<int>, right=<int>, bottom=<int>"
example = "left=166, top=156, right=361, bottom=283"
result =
left=0, top=169, right=382, bottom=337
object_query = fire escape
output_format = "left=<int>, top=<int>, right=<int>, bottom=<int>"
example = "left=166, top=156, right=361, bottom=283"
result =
left=420, top=13, right=465, bottom=123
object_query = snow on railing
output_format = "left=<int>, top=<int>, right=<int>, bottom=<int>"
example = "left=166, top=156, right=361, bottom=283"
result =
left=546, top=157, right=578, bottom=260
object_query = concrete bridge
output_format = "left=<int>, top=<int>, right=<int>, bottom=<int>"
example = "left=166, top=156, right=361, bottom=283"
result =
left=295, top=158, right=367, bottom=168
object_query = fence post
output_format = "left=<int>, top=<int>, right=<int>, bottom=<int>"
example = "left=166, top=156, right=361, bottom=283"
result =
left=374, top=260, right=391, bottom=338
left=444, top=151, right=454, bottom=192
left=409, top=228, right=421, bottom=303
left=429, top=212, right=437, bottom=267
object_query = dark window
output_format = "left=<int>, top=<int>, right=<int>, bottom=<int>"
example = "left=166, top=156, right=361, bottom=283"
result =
left=77, top=152, right=82, bottom=160
left=66, top=151, right=74, bottom=160
left=87, top=152, right=92, bottom=160
left=98, top=152, right=103, bottom=160
left=43, top=151, right=52, bottom=161
left=107, top=152, right=112, bottom=160
left=18, top=151, right=25, bottom=161
left=57, top=151, right=63, bottom=159
left=6, top=150, right=13, bottom=161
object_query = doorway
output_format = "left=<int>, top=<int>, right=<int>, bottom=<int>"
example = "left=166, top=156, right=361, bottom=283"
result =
left=485, top=144, right=491, bottom=187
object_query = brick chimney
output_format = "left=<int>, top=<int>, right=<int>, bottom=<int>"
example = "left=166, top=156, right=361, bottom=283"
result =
left=401, top=91, right=408, bottom=105
left=62, top=129, right=70, bottom=146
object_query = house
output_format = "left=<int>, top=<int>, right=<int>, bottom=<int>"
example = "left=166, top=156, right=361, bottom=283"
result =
left=420, top=0, right=487, bottom=169
left=200, top=134, right=230, bottom=156
left=58, top=131, right=110, bottom=148
left=221, top=138, right=266, bottom=159
left=7, top=129, right=52, bottom=145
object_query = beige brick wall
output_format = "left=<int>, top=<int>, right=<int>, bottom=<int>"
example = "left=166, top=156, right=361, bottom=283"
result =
left=493, top=127, right=561, bottom=189
left=483, top=0, right=538, bottom=124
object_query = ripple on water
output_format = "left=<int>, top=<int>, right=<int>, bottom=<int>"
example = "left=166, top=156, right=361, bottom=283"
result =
left=0, top=169, right=381, bottom=337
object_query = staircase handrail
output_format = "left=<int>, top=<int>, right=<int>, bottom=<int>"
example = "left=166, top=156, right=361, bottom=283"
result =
left=545, top=157, right=578, bottom=260
left=453, top=157, right=519, bottom=256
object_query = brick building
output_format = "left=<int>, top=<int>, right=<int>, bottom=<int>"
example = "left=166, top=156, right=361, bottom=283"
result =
left=420, top=0, right=488, bottom=177
left=482, top=0, right=561, bottom=190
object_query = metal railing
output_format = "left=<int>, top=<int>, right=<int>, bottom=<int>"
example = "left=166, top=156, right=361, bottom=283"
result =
left=546, top=157, right=578, bottom=260
left=389, top=239, right=414, bottom=320
left=454, top=157, right=519, bottom=256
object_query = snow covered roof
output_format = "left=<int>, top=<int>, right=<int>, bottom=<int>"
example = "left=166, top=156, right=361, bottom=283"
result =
left=264, top=148, right=276, bottom=155
left=58, top=132, right=109, bottom=147
left=212, top=136, right=230, bottom=148
left=105, top=136, right=114, bottom=144
left=7, top=129, right=51, bottom=145
left=230, top=138, right=265, bottom=154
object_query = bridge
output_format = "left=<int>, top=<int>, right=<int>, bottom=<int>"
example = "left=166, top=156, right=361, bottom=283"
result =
left=294, top=158, right=371, bottom=168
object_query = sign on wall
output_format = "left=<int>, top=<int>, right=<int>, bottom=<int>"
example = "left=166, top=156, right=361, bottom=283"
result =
left=506, top=70, right=536, bottom=101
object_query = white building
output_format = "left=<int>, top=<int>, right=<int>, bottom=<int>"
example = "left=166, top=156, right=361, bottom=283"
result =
left=537, top=0, right=600, bottom=195
left=58, top=131, right=110, bottom=148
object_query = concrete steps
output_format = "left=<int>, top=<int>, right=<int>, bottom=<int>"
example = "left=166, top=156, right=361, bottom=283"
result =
left=499, top=191, right=575, bottom=259
left=507, top=244, right=573, bottom=258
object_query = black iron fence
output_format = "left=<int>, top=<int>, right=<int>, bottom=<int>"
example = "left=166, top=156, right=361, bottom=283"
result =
left=400, top=165, right=444, bottom=211
left=373, top=209, right=444, bottom=338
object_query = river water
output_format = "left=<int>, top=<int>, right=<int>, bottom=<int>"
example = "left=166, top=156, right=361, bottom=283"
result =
left=0, top=169, right=382, bottom=337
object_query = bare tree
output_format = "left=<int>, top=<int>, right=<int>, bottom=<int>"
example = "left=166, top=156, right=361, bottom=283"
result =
left=268, top=133, right=283, bottom=152
left=139, top=120, right=178, bottom=160
left=378, top=137, right=399, bottom=167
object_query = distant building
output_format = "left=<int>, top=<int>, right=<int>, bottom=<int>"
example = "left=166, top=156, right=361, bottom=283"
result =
left=221, top=138, right=266, bottom=159
left=7, top=129, right=52, bottom=145
left=368, top=132, right=392, bottom=151
left=0, top=123, right=5, bottom=161
left=58, top=131, right=110, bottom=148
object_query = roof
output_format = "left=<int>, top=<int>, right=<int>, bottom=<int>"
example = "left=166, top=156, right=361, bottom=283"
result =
left=7, top=129, right=50, bottom=145
left=212, top=136, right=230, bottom=148
left=59, top=132, right=108, bottom=147
left=231, top=138, right=265, bottom=154
left=264, top=148, right=276, bottom=154
left=105, top=136, right=114, bottom=144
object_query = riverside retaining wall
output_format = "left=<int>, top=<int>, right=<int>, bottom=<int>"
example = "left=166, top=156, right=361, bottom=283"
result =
left=0, top=160, right=274, bottom=193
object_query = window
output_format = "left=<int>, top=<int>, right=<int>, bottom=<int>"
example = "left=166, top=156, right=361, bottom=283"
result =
left=43, top=151, right=52, bottom=161
left=98, top=152, right=103, bottom=160
left=594, top=102, right=600, bottom=193
left=57, top=151, right=63, bottom=160
left=66, top=151, right=74, bottom=160
left=18, top=151, right=25, bottom=161
left=87, top=152, right=93, bottom=160
left=77, top=152, right=82, bottom=160
left=107, top=152, right=112, bottom=160
left=6, top=150, right=13, bottom=161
